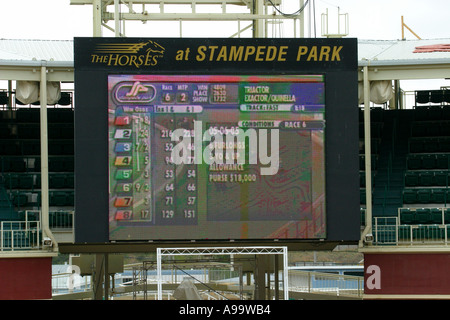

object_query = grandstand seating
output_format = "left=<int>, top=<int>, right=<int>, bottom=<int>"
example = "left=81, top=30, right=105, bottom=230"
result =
left=359, top=90, right=450, bottom=243
left=0, top=101, right=74, bottom=230
left=1, top=88, right=448, bottom=242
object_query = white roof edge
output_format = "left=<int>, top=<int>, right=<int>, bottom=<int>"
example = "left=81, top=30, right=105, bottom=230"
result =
left=358, top=58, right=450, bottom=67
left=0, top=59, right=73, bottom=68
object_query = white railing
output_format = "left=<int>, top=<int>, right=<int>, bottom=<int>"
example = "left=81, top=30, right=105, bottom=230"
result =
left=51, top=265, right=364, bottom=300
left=0, top=210, right=74, bottom=251
left=288, top=269, right=364, bottom=299
left=373, top=215, right=450, bottom=246
left=24, top=210, right=74, bottom=230
left=0, top=220, right=41, bottom=251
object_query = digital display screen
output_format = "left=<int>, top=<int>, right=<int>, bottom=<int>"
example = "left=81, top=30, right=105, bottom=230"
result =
left=108, top=74, right=326, bottom=241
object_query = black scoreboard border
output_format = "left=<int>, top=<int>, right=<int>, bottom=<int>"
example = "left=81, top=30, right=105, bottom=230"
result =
left=73, top=37, right=359, bottom=245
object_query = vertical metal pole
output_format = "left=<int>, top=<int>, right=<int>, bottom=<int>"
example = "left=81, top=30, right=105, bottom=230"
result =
left=283, top=247, right=289, bottom=300
left=114, top=0, right=120, bottom=37
left=299, top=0, right=304, bottom=38
left=274, top=255, right=279, bottom=300
left=94, top=254, right=104, bottom=300
left=104, top=253, right=109, bottom=300
left=364, top=66, right=373, bottom=232
left=40, top=64, right=50, bottom=244
left=253, top=0, right=264, bottom=38
left=157, top=248, right=162, bottom=300
left=93, top=0, right=102, bottom=37
left=255, top=255, right=266, bottom=299
left=7, top=81, right=12, bottom=109
left=401, top=16, right=405, bottom=40
left=239, top=265, right=244, bottom=300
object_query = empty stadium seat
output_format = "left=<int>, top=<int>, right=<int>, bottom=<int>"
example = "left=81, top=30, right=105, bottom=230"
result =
left=57, top=92, right=72, bottom=106
left=12, top=192, right=28, bottom=207
left=50, top=191, right=67, bottom=206
left=431, top=189, right=446, bottom=203
left=435, top=154, right=449, bottom=169
left=49, top=174, right=66, bottom=189
left=403, top=189, right=417, bottom=204
left=434, top=171, right=448, bottom=186
left=430, top=90, right=445, bottom=104
left=415, top=208, right=431, bottom=224
left=404, top=172, right=419, bottom=186
left=11, top=158, right=27, bottom=172
left=417, top=189, right=432, bottom=203
left=440, top=138, right=450, bottom=152
left=18, top=174, right=34, bottom=189
left=423, top=138, right=440, bottom=153
left=406, top=154, right=422, bottom=170
left=422, top=154, right=436, bottom=169
left=415, top=91, right=430, bottom=104
left=430, top=208, right=444, bottom=224
left=419, top=171, right=434, bottom=186
left=0, top=92, right=8, bottom=105
left=445, top=209, right=450, bottom=224
left=399, top=208, right=415, bottom=224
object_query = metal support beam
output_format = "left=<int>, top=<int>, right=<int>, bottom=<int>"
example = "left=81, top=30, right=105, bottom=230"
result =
left=253, top=0, right=264, bottom=38
left=254, top=255, right=267, bottom=299
left=93, top=0, right=103, bottom=37
left=93, top=254, right=104, bottom=299
left=72, top=0, right=295, bottom=38
left=360, top=66, right=373, bottom=245
left=156, top=246, right=289, bottom=300
left=104, top=253, right=109, bottom=300
left=40, top=63, right=58, bottom=252
left=114, top=0, right=121, bottom=37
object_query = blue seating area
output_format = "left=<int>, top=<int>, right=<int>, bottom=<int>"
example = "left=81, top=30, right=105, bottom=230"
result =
left=0, top=107, right=75, bottom=229
left=360, top=96, right=450, bottom=227
left=360, top=89, right=450, bottom=243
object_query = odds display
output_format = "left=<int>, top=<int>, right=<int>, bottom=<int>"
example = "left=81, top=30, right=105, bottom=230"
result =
left=107, top=74, right=326, bottom=241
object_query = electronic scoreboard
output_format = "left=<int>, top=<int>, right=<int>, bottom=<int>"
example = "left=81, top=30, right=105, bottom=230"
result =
left=74, top=37, right=359, bottom=244
left=108, top=74, right=325, bottom=240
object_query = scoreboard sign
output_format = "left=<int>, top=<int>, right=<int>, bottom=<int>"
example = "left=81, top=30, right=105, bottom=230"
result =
left=74, top=38, right=359, bottom=244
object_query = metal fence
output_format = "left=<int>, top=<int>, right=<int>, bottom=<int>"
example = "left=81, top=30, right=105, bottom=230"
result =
left=0, top=210, right=73, bottom=251
left=373, top=216, right=450, bottom=246
left=288, top=269, right=364, bottom=298
left=0, top=220, right=41, bottom=251
left=51, top=264, right=365, bottom=300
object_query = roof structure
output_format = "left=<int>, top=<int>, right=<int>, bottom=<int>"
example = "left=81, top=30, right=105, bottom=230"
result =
left=357, top=38, right=450, bottom=81
left=359, top=38, right=450, bottom=66
left=1, top=38, right=450, bottom=82
left=0, top=39, right=73, bottom=63
left=0, top=39, right=73, bottom=82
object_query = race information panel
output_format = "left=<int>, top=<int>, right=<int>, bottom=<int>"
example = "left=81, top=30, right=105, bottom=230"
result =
left=108, top=74, right=326, bottom=241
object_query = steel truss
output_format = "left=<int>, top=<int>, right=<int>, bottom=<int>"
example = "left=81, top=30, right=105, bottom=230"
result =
left=156, top=246, right=289, bottom=300
left=70, top=0, right=304, bottom=38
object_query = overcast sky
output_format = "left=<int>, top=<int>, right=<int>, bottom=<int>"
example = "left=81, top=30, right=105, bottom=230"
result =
left=1, top=0, right=450, bottom=40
